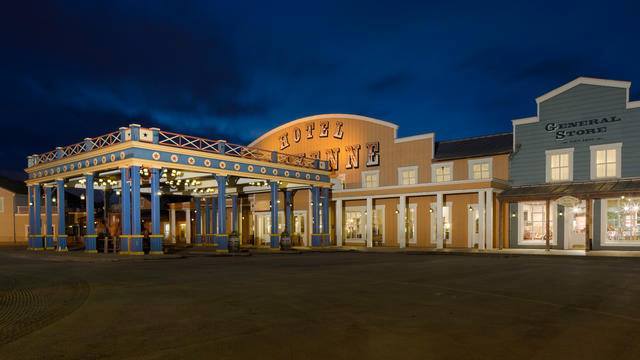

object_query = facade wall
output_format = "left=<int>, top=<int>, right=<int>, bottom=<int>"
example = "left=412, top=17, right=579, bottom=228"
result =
left=509, top=79, right=640, bottom=251
left=512, top=84, right=640, bottom=186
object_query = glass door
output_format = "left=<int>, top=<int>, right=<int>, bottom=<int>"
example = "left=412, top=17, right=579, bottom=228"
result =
left=255, top=212, right=271, bottom=245
left=566, top=202, right=586, bottom=248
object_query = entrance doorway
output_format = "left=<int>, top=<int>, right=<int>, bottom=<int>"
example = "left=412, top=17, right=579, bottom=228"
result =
left=468, top=204, right=480, bottom=248
left=564, top=201, right=586, bottom=249
left=255, top=212, right=271, bottom=245
left=292, top=210, right=306, bottom=246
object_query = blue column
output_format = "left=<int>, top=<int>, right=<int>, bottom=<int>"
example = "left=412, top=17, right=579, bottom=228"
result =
left=204, top=197, right=211, bottom=246
left=311, top=186, right=321, bottom=246
left=56, top=180, right=68, bottom=251
left=84, top=173, right=97, bottom=253
left=211, top=196, right=218, bottom=241
left=120, top=168, right=131, bottom=253
left=285, top=190, right=292, bottom=234
left=322, top=187, right=330, bottom=246
left=33, top=185, right=43, bottom=249
left=216, top=175, right=228, bottom=251
left=130, top=165, right=143, bottom=255
left=28, top=186, right=33, bottom=249
left=150, top=167, right=162, bottom=254
left=44, top=186, right=54, bottom=249
left=231, top=194, right=238, bottom=233
left=270, top=181, right=280, bottom=248
left=194, top=197, right=202, bottom=245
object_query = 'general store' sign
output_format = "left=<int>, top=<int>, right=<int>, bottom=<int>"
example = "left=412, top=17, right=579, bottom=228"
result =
left=545, top=116, right=621, bottom=140
left=278, top=120, right=379, bottom=171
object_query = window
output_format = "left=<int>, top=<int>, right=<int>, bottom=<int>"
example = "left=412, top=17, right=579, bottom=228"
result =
left=361, top=170, right=379, bottom=188
left=0, top=197, right=4, bottom=213
left=372, top=205, right=385, bottom=243
left=602, top=197, right=640, bottom=245
left=468, top=158, right=492, bottom=180
left=545, top=148, right=573, bottom=182
left=345, top=207, right=365, bottom=242
left=518, top=201, right=555, bottom=244
left=591, top=143, right=622, bottom=179
left=430, top=202, right=452, bottom=244
left=431, top=163, right=452, bottom=183
left=398, top=166, right=418, bottom=185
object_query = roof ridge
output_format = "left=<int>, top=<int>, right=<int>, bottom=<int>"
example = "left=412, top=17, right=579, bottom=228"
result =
left=436, top=132, right=512, bottom=144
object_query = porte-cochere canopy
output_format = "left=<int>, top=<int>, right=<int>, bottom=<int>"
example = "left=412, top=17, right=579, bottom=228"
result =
left=26, top=124, right=332, bottom=186
left=24, top=124, right=332, bottom=255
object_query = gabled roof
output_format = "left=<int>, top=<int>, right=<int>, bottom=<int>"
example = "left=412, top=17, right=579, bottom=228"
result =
left=536, top=77, right=631, bottom=104
left=434, top=133, right=512, bottom=161
left=0, top=176, right=27, bottom=195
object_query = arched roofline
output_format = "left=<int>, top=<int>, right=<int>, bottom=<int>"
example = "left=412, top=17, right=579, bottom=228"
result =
left=248, top=114, right=399, bottom=147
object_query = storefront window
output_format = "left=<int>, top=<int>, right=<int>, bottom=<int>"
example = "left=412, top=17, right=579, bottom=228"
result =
left=406, top=204, right=417, bottom=244
left=604, top=198, right=640, bottom=243
left=372, top=206, right=384, bottom=243
left=345, top=208, right=364, bottom=241
left=430, top=203, right=451, bottom=243
left=519, top=201, right=553, bottom=243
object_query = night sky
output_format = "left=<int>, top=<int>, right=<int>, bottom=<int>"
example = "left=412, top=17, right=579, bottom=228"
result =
left=2, top=0, right=640, bottom=180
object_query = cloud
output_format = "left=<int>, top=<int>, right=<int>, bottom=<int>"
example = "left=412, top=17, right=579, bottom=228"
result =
left=366, top=73, right=413, bottom=93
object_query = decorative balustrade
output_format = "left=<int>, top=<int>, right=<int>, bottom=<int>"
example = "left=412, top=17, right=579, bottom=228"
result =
left=31, top=126, right=330, bottom=171
left=157, top=131, right=221, bottom=153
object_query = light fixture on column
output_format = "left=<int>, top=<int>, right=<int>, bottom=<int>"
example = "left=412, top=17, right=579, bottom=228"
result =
left=80, top=194, right=85, bottom=200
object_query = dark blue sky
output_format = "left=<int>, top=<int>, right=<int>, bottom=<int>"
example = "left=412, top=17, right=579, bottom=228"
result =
left=2, top=0, right=640, bottom=179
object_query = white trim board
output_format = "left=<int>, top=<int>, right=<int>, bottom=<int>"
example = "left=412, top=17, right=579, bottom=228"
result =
left=536, top=77, right=631, bottom=104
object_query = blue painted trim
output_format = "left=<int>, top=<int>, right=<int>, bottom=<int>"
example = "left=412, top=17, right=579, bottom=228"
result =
left=194, top=197, right=202, bottom=245
left=217, top=175, right=228, bottom=251
left=120, top=167, right=131, bottom=252
left=45, top=186, right=54, bottom=249
left=85, top=173, right=96, bottom=252
left=270, top=181, right=279, bottom=248
left=150, top=167, right=162, bottom=254
left=56, top=180, right=67, bottom=251
left=130, top=165, right=142, bottom=253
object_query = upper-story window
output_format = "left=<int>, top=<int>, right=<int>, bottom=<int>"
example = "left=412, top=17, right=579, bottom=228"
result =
left=468, top=158, right=492, bottom=180
left=590, top=143, right=622, bottom=180
left=397, top=166, right=418, bottom=185
left=431, top=162, right=452, bottom=183
left=545, top=148, right=573, bottom=182
left=0, top=197, right=4, bottom=213
left=361, top=170, right=380, bottom=188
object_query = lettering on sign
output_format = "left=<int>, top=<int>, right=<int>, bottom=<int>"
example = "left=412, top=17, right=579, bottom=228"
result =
left=366, top=142, right=380, bottom=167
left=326, top=148, right=340, bottom=170
left=319, top=121, right=329, bottom=137
left=333, top=121, right=344, bottom=139
left=345, top=145, right=361, bottom=169
left=276, top=120, right=381, bottom=171
left=545, top=116, right=621, bottom=141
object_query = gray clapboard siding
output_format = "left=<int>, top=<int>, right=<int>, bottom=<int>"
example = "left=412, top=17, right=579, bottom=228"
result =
left=512, top=84, right=640, bottom=186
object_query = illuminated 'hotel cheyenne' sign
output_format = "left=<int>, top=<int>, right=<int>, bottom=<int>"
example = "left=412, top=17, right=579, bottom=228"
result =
left=277, top=120, right=380, bottom=170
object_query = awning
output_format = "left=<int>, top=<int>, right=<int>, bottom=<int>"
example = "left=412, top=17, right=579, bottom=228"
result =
left=499, top=179, right=640, bottom=200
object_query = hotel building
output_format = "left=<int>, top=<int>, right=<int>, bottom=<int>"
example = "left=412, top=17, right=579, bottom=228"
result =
left=17, top=76, right=640, bottom=254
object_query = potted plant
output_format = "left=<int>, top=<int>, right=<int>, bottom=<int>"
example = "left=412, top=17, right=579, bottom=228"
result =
left=228, top=230, right=240, bottom=253
left=280, top=230, right=291, bottom=251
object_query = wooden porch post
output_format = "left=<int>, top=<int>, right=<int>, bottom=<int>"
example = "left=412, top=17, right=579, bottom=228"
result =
left=545, top=199, right=551, bottom=251
left=498, top=198, right=503, bottom=250
left=585, top=197, right=592, bottom=252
